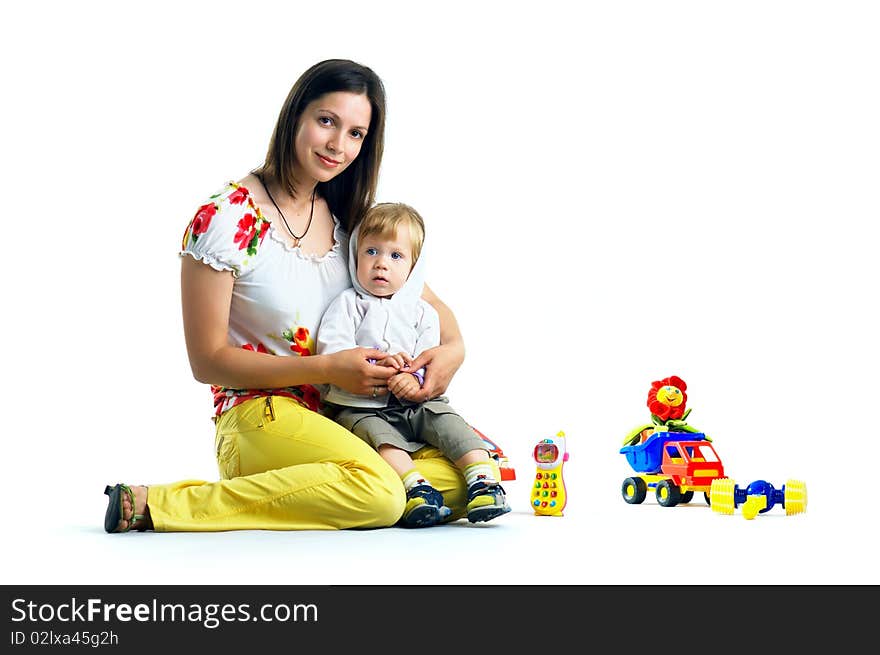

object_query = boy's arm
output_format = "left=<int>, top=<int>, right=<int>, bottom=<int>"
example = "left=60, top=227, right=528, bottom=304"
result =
left=316, top=292, right=359, bottom=356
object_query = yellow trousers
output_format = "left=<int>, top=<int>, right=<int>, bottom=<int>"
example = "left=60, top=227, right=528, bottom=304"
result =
left=148, top=396, right=475, bottom=531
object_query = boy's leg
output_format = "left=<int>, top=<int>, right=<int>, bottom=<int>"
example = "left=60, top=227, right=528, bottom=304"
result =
left=409, top=402, right=509, bottom=522
left=411, top=447, right=502, bottom=522
left=458, top=452, right=511, bottom=523
left=376, top=445, right=451, bottom=528
left=146, top=397, right=406, bottom=531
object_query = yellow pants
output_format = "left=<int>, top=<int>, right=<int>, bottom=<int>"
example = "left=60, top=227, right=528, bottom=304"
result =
left=147, top=396, right=474, bottom=531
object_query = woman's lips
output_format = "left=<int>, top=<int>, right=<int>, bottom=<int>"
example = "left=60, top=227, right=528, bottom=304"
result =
left=317, top=153, right=341, bottom=167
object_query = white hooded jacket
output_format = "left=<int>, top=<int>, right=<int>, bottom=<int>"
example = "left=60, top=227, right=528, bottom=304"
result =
left=316, top=223, right=440, bottom=408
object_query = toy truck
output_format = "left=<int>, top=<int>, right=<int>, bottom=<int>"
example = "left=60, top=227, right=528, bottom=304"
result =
left=619, top=431, right=807, bottom=518
left=620, top=431, right=721, bottom=507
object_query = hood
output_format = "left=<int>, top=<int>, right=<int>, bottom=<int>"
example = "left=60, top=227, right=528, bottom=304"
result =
left=348, top=222, right=426, bottom=305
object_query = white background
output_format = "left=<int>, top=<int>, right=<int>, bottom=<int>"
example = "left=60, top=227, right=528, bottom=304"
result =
left=2, top=1, right=878, bottom=585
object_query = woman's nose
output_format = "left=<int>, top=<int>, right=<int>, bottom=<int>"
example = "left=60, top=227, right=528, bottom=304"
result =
left=327, top=132, right=344, bottom=154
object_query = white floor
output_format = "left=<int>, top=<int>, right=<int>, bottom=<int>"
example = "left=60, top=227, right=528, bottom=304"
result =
left=6, top=460, right=876, bottom=587
left=4, top=1, right=879, bottom=590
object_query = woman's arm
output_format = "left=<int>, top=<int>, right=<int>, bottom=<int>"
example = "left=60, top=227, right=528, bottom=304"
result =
left=180, top=256, right=394, bottom=394
left=407, top=283, right=466, bottom=401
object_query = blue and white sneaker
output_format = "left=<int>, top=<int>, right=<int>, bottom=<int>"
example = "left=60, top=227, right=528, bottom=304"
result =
left=401, top=484, right=452, bottom=528
left=466, top=481, right=511, bottom=523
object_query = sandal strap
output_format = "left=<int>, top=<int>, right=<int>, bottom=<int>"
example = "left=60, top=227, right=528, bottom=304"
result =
left=118, top=484, right=146, bottom=532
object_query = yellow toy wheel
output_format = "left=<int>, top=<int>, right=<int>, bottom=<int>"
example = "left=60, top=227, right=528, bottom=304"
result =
left=784, top=479, right=807, bottom=515
left=710, top=478, right=736, bottom=515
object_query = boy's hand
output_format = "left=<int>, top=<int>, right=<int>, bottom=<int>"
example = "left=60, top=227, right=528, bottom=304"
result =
left=388, top=371, right=421, bottom=400
left=374, top=355, right=398, bottom=369
left=376, top=352, right=413, bottom=371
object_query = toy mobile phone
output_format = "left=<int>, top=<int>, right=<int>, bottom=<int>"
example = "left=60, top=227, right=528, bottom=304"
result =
left=531, top=431, right=568, bottom=516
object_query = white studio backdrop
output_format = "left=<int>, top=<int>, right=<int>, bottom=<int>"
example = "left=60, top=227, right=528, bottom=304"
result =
left=2, top=1, right=879, bottom=583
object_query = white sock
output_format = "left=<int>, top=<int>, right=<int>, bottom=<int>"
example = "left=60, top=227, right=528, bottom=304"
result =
left=464, top=462, right=496, bottom=488
left=402, top=469, right=432, bottom=491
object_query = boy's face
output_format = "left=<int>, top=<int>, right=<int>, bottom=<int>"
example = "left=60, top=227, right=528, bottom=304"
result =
left=356, top=225, right=414, bottom=298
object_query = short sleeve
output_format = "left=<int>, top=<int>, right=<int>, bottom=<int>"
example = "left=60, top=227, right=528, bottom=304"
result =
left=179, top=182, right=271, bottom=278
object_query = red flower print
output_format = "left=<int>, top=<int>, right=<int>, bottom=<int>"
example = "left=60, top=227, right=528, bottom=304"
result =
left=290, top=326, right=312, bottom=356
left=301, top=385, right=321, bottom=411
left=228, top=186, right=250, bottom=205
left=191, top=203, right=217, bottom=237
left=282, top=326, right=313, bottom=356
left=234, top=213, right=269, bottom=255
left=291, top=343, right=312, bottom=356
left=242, top=343, right=268, bottom=354
left=234, top=213, right=258, bottom=251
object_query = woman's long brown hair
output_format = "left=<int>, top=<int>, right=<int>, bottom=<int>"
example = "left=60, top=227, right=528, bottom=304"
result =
left=254, top=59, right=386, bottom=231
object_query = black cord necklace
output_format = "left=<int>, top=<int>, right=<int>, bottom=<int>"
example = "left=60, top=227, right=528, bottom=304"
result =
left=258, top=174, right=317, bottom=248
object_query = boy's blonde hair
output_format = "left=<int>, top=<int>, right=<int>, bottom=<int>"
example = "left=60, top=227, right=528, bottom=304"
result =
left=358, top=202, right=426, bottom=263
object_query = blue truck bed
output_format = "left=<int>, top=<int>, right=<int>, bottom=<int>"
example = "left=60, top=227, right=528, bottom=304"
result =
left=620, top=431, right=707, bottom=473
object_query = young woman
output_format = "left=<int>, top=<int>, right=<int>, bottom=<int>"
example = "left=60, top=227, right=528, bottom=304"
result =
left=104, top=59, right=476, bottom=532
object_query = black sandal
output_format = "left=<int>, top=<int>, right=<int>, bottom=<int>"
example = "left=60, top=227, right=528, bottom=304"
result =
left=104, top=484, right=147, bottom=533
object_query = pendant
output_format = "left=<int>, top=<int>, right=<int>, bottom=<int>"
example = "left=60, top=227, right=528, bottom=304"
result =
left=292, top=237, right=301, bottom=248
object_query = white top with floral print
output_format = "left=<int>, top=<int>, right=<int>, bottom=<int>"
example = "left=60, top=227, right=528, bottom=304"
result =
left=179, top=181, right=351, bottom=416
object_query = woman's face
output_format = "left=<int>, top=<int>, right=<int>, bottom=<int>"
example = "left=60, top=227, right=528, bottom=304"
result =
left=293, top=91, right=372, bottom=184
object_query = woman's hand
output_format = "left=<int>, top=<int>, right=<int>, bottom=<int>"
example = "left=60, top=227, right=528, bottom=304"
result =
left=406, top=342, right=465, bottom=402
left=326, top=347, right=397, bottom=396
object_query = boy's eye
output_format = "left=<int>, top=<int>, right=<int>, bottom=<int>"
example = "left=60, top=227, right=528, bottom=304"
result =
left=365, top=247, right=377, bottom=256
left=391, top=252, right=403, bottom=260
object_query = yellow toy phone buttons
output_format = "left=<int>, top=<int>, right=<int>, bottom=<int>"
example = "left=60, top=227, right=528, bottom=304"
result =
left=531, top=431, right=568, bottom=516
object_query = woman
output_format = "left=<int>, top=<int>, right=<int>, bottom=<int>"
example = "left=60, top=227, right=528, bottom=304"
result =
left=104, top=59, right=474, bottom=532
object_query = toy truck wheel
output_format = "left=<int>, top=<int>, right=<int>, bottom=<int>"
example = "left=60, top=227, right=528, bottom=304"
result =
left=703, top=492, right=711, bottom=505
left=710, top=478, right=736, bottom=515
left=655, top=480, right=681, bottom=507
left=679, top=490, right=694, bottom=504
left=784, top=479, right=807, bottom=515
left=622, top=477, right=647, bottom=504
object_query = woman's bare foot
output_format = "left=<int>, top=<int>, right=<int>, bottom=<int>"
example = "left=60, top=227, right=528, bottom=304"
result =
left=118, top=485, right=152, bottom=531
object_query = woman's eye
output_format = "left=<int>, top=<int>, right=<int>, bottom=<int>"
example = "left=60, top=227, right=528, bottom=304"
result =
left=350, top=129, right=363, bottom=139
left=319, top=116, right=333, bottom=126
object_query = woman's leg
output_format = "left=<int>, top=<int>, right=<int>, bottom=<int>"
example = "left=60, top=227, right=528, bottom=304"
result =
left=135, top=397, right=406, bottom=531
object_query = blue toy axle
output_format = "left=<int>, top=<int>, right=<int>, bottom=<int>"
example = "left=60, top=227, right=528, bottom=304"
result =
left=732, top=480, right=786, bottom=513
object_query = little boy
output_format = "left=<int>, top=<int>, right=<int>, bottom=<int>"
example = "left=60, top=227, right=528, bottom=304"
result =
left=317, top=202, right=510, bottom=527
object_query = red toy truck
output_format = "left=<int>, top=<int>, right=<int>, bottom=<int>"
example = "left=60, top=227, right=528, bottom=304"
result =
left=620, top=431, right=722, bottom=507
left=620, top=431, right=807, bottom=518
